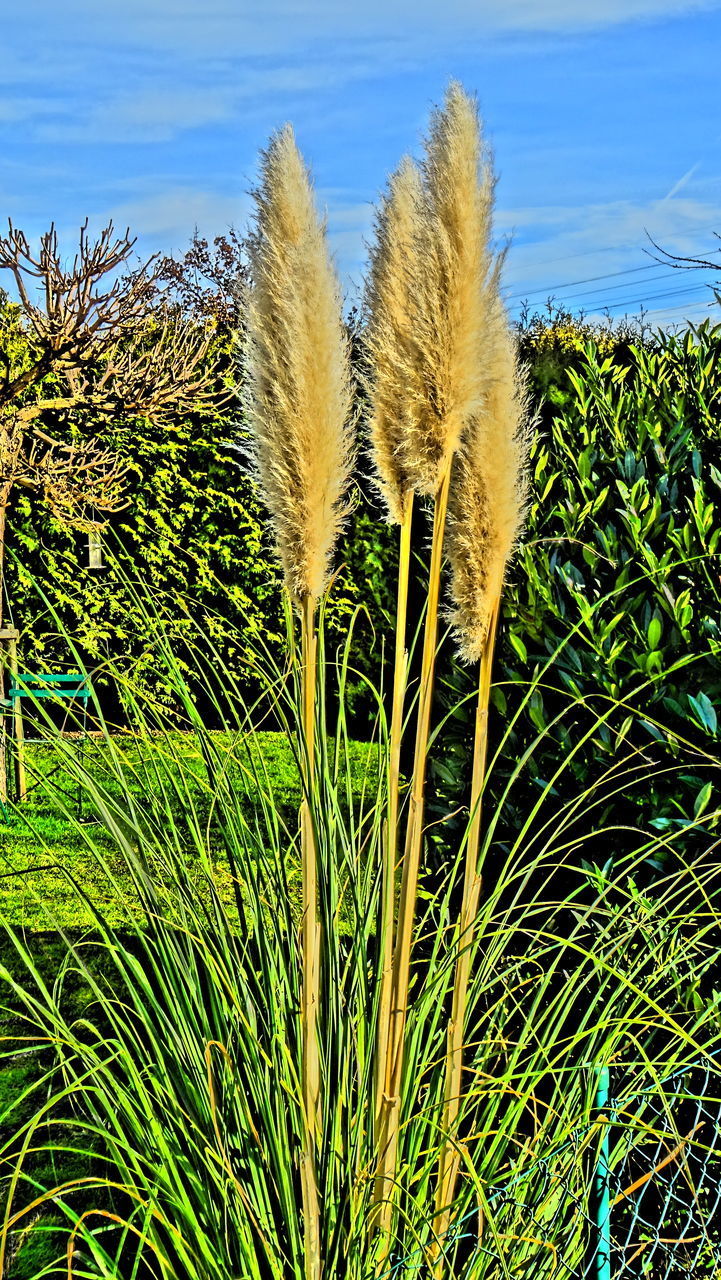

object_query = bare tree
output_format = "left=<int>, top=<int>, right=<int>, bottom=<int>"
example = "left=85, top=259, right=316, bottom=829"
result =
left=156, top=226, right=248, bottom=330
left=0, top=219, right=223, bottom=796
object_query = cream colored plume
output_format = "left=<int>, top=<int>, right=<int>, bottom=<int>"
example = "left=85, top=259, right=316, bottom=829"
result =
left=446, top=289, right=531, bottom=662
left=407, top=80, right=495, bottom=496
left=364, top=156, right=425, bottom=523
left=243, top=124, right=354, bottom=605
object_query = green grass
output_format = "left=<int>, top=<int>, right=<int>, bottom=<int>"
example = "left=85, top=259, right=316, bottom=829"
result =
left=0, top=724, right=380, bottom=1278
left=2, top=583, right=721, bottom=1278
left=0, top=730, right=377, bottom=930
left=0, top=929, right=119, bottom=1280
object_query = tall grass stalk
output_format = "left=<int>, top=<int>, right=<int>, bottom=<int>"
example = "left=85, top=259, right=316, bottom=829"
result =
left=373, top=83, right=497, bottom=1245
left=242, top=122, right=354, bottom=1280
left=300, top=592, right=322, bottom=1273
left=373, top=501, right=412, bottom=1146
left=434, top=278, right=531, bottom=1261
left=362, top=157, right=425, bottom=1157
left=375, top=462, right=452, bottom=1237
left=433, top=601, right=498, bottom=1256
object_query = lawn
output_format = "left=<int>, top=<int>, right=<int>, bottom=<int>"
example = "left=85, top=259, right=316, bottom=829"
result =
left=0, top=727, right=382, bottom=1279
left=0, top=730, right=379, bottom=931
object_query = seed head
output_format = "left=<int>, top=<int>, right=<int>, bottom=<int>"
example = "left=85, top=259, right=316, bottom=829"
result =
left=447, top=289, right=531, bottom=662
left=364, top=156, right=425, bottom=523
left=243, top=124, right=354, bottom=606
left=407, top=81, right=496, bottom=496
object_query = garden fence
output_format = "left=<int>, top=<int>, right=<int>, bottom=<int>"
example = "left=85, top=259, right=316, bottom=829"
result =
left=401, top=1058, right=721, bottom=1278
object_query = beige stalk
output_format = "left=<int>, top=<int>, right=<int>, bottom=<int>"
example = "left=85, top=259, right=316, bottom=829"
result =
left=243, top=123, right=354, bottom=1280
left=374, top=462, right=452, bottom=1243
left=373, top=500, right=413, bottom=1147
left=362, top=158, right=425, bottom=1161
left=300, top=592, right=321, bottom=1278
left=432, top=600, right=499, bottom=1260
left=432, top=290, right=531, bottom=1266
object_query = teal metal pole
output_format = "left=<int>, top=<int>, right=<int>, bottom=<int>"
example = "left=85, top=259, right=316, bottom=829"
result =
left=594, top=1065, right=612, bottom=1280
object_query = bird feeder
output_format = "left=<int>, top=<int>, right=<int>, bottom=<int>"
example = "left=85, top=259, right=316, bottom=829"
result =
left=87, top=526, right=104, bottom=571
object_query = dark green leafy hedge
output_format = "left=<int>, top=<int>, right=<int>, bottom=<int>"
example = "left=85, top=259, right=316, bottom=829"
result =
left=431, top=319, right=721, bottom=871
left=3, top=296, right=721, bottom=857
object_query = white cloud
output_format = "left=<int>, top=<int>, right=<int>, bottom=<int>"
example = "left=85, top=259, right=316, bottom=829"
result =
left=502, top=190, right=721, bottom=251
left=35, top=53, right=406, bottom=145
left=10, top=0, right=721, bottom=150
left=22, top=0, right=721, bottom=54
left=41, top=87, right=238, bottom=145
left=95, top=88, right=237, bottom=141
left=661, top=162, right=702, bottom=201
left=98, top=187, right=251, bottom=251
left=0, top=96, right=56, bottom=124
left=15, top=0, right=721, bottom=72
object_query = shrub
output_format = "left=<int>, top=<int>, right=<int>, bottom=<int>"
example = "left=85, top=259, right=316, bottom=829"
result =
left=431, top=319, right=721, bottom=871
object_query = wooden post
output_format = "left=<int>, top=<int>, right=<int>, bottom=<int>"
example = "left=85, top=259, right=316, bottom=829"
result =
left=8, top=634, right=25, bottom=802
left=0, top=627, right=22, bottom=802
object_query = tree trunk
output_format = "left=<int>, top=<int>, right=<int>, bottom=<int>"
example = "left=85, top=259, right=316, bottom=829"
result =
left=0, top=496, right=23, bottom=804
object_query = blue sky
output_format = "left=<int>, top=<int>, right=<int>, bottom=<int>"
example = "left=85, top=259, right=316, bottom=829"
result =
left=2, top=0, right=721, bottom=325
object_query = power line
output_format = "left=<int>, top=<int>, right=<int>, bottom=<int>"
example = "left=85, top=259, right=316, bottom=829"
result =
left=504, top=267, right=689, bottom=306
left=506, top=262, right=664, bottom=300
left=505, top=221, right=721, bottom=277
left=506, top=282, right=715, bottom=320
left=505, top=240, right=721, bottom=302
left=598, top=282, right=713, bottom=310
left=560, top=269, right=698, bottom=305
left=643, top=300, right=719, bottom=321
left=563, top=297, right=717, bottom=323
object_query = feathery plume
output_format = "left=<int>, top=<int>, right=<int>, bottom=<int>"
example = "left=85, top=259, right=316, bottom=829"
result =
left=406, top=80, right=495, bottom=495
left=243, top=123, right=354, bottom=606
left=446, top=290, right=531, bottom=662
left=364, top=156, right=425, bottom=523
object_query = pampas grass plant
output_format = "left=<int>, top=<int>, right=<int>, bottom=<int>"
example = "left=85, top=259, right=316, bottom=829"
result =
left=363, top=155, right=426, bottom=1164
left=2, top=562, right=721, bottom=1280
left=434, top=286, right=531, bottom=1256
left=371, top=83, right=498, bottom=1244
left=243, top=122, right=354, bottom=1280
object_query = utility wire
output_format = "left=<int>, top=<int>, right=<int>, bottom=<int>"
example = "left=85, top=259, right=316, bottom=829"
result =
left=507, top=262, right=667, bottom=300
left=507, top=275, right=717, bottom=316
left=593, top=282, right=713, bottom=311
left=504, top=221, right=721, bottom=276
left=504, top=267, right=691, bottom=306
left=561, top=271, right=703, bottom=306
left=648, top=301, right=717, bottom=318
left=505, top=239, right=721, bottom=301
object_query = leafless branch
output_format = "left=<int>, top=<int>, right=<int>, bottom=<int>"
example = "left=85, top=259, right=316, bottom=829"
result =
left=98, top=307, right=226, bottom=422
left=0, top=218, right=225, bottom=545
left=0, top=219, right=160, bottom=407
left=645, top=230, right=721, bottom=273
left=33, top=436, right=130, bottom=526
